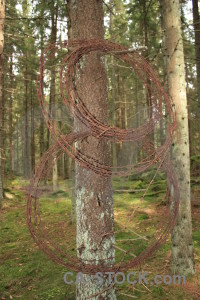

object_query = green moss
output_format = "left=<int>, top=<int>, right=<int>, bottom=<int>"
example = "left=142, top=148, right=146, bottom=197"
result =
left=0, top=176, right=199, bottom=300
left=193, top=230, right=200, bottom=244
left=138, top=213, right=149, bottom=220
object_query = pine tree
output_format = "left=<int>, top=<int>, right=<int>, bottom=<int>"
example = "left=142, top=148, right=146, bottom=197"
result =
left=192, top=0, right=200, bottom=146
left=0, top=0, right=5, bottom=203
left=69, top=0, right=116, bottom=298
left=160, top=0, right=195, bottom=276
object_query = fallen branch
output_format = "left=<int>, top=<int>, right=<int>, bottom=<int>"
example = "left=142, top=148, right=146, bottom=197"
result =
left=114, top=189, right=146, bottom=193
left=116, top=238, right=145, bottom=242
left=114, top=245, right=136, bottom=257
left=118, top=293, right=137, bottom=299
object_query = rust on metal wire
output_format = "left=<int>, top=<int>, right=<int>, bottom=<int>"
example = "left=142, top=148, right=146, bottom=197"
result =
left=27, top=39, right=180, bottom=274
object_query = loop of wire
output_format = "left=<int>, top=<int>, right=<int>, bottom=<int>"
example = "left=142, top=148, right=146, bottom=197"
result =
left=27, top=39, right=180, bottom=273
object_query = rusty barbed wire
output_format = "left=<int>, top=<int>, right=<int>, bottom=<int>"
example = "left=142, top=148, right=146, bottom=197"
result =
left=27, top=39, right=180, bottom=274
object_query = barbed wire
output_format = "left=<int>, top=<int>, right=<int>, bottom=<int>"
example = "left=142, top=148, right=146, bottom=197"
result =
left=27, top=39, right=180, bottom=274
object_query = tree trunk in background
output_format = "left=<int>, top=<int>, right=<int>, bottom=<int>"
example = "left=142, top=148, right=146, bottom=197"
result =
left=109, top=0, right=117, bottom=169
left=66, top=0, right=76, bottom=223
left=16, top=116, right=19, bottom=175
left=39, top=30, right=45, bottom=159
left=64, top=154, right=70, bottom=179
left=2, top=53, right=5, bottom=179
left=69, top=0, right=116, bottom=298
left=9, top=52, right=13, bottom=174
left=49, top=2, right=58, bottom=191
left=0, top=0, right=5, bottom=203
left=159, top=3, right=167, bottom=148
left=142, top=0, right=154, bottom=144
left=23, top=60, right=30, bottom=178
left=135, top=77, right=140, bottom=162
left=116, top=72, right=123, bottom=166
left=30, top=79, right=35, bottom=173
left=160, top=0, right=195, bottom=276
left=22, top=0, right=31, bottom=178
left=192, top=0, right=200, bottom=148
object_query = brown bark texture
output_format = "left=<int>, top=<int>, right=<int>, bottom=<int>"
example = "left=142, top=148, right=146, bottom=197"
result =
left=160, top=0, right=195, bottom=276
left=69, top=0, right=116, bottom=298
left=0, top=0, right=5, bottom=201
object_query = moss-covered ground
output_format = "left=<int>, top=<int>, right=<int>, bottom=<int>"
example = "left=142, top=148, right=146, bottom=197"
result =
left=0, top=174, right=200, bottom=299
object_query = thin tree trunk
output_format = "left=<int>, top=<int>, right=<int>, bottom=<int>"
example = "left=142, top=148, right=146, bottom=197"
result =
left=23, top=59, right=30, bottom=178
left=66, top=0, right=76, bottom=223
left=49, top=2, right=58, bottom=191
left=143, top=0, right=154, bottom=144
left=30, top=79, right=35, bottom=173
left=70, top=0, right=116, bottom=298
left=160, top=0, right=195, bottom=276
left=16, top=116, right=19, bottom=175
left=109, top=0, right=117, bottom=169
left=1, top=51, right=5, bottom=180
left=40, top=30, right=45, bottom=158
left=116, top=72, right=122, bottom=166
left=0, top=0, right=5, bottom=202
left=64, top=154, right=70, bottom=179
left=135, top=77, right=140, bottom=162
left=192, top=0, right=200, bottom=145
left=9, top=52, right=13, bottom=174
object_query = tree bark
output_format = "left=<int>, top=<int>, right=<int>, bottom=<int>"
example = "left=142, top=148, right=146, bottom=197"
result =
left=16, top=116, right=19, bottom=175
left=66, top=0, right=76, bottom=223
left=142, top=0, right=154, bottom=144
left=0, top=0, right=5, bottom=202
left=39, top=28, right=45, bottom=159
left=160, top=0, right=195, bottom=276
left=30, top=78, right=35, bottom=173
left=22, top=0, right=31, bottom=178
left=116, top=72, right=123, bottom=166
left=9, top=52, right=14, bottom=174
left=135, top=77, right=140, bottom=162
left=109, top=0, right=117, bottom=170
left=49, top=2, right=58, bottom=191
left=23, top=58, right=30, bottom=178
left=69, top=0, right=116, bottom=298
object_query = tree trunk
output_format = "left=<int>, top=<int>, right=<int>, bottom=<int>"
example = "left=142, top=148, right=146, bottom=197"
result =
left=30, top=78, right=35, bottom=173
left=142, top=0, right=154, bottom=144
left=135, top=77, right=140, bottom=162
left=23, top=59, right=30, bottom=178
left=40, top=30, right=45, bottom=159
left=109, top=0, right=117, bottom=169
left=22, top=0, right=30, bottom=178
left=16, top=116, right=19, bottom=175
left=160, top=0, right=195, bottom=276
left=66, top=0, right=76, bottom=223
left=0, top=0, right=5, bottom=202
left=192, top=0, right=200, bottom=145
left=49, top=3, right=58, bottom=191
left=69, top=0, right=116, bottom=298
left=9, top=52, right=14, bottom=174
left=116, top=72, right=123, bottom=166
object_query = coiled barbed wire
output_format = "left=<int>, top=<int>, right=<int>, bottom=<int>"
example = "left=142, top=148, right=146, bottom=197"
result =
left=27, top=39, right=180, bottom=274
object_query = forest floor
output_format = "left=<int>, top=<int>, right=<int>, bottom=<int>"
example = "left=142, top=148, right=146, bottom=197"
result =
left=0, top=175, right=200, bottom=300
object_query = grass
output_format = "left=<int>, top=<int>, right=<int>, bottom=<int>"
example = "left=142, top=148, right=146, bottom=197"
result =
left=0, top=176, right=200, bottom=299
